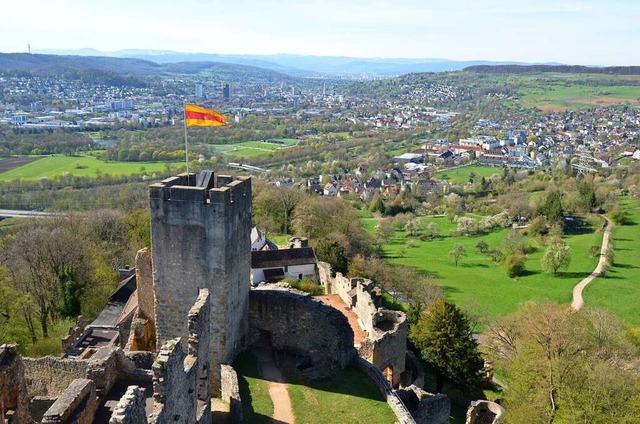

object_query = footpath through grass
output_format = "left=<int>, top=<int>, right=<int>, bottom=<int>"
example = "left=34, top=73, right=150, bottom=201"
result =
left=369, top=215, right=603, bottom=320
left=584, top=199, right=640, bottom=327
left=0, top=155, right=179, bottom=180
left=233, top=352, right=273, bottom=423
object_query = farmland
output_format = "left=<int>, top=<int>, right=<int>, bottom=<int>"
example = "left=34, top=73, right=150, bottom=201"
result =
left=0, top=155, right=180, bottom=180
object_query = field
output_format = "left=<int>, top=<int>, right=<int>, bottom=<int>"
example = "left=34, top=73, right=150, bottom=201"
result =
left=0, top=155, right=180, bottom=180
left=583, top=199, right=640, bottom=327
left=208, top=139, right=297, bottom=158
left=509, top=73, right=640, bottom=111
left=434, top=165, right=503, bottom=184
left=0, top=157, right=42, bottom=173
left=365, top=215, right=603, bottom=320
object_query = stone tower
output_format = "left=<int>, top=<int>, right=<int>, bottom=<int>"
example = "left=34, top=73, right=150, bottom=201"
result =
left=149, top=172, right=251, bottom=394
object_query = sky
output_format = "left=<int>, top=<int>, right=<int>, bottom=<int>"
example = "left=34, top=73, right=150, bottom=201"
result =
left=1, top=0, right=639, bottom=65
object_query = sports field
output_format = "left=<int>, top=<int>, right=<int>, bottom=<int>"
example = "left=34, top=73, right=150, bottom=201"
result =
left=209, top=139, right=297, bottom=158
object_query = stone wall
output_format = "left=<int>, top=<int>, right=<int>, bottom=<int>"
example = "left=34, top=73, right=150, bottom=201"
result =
left=23, top=356, right=88, bottom=398
left=354, top=357, right=416, bottom=424
left=220, top=365, right=242, bottom=423
left=109, top=386, right=148, bottom=424
left=149, top=288, right=211, bottom=424
left=397, top=386, right=451, bottom=424
left=61, top=316, right=85, bottom=356
left=150, top=173, right=251, bottom=395
left=135, top=248, right=155, bottom=322
left=41, top=379, right=97, bottom=424
left=318, top=261, right=407, bottom=387
left=465, top=400, right=505, bottom=424
left=249, top=287, right=356, bottom=375
left=0, top=344, right=31, bottom=424
left=23, top=347, right=142, bottom=399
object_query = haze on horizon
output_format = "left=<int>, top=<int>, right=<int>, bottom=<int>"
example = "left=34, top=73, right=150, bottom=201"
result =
left=2, top=0, right=639, bottom=66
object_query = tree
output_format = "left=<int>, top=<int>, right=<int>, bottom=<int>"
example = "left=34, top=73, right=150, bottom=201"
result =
left=315, top=237, right=349, bottom=275
left=374, top=219, right=395, bottom=244
left=405, top=216, right=423, bottom=237
left=449, top=243, right=467, bottom=267
left=456, top=216, right=478, bottom=236
left=409, top=299, right=485, bottom=392
left=424, top=222, right=440, bottom=239
left=541, top=238, right=572, bottom=275
left=486, top=301, right=640, bottom=423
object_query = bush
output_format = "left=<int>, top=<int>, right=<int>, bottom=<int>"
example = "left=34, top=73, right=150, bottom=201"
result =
left=476, top=241, right=489, bottom=253
left=283, top=278, right=324, bottom=295
left=503, top=254, right=526, bottom=278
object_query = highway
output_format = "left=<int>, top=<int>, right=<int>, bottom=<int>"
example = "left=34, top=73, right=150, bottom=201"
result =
left=0, top=209, right=61, bottom=218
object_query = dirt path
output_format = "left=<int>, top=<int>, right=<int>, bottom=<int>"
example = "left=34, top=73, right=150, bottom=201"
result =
left=316, top=294, right=367, bottom=345
left=253, top=347, right=295, bottom=424
left=571, top=215, right=613, bottom=311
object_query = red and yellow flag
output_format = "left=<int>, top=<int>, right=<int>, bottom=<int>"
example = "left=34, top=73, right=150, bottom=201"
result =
left=185, top=104, right=229, bottom=127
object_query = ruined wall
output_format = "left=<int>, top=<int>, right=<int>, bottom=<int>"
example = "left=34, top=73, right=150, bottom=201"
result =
left=41, top=379, right=97, bottom=424
left=465, top=400, right=505, bottom=424
left=318, top=261, right=407, bottom=387
left=397, top=386, right=450, bottom=424
left=23, top=356, right=88, bottom=397
left=149, top=289, right=211, bottom=424
left=150, top=173, right=251, bottom=394
left=23, top=347, right=142, bottom=399
left=249, top=288, right=356, bottom=373
left=220, top=365, right=242, bottom=423
left=61, top=316, right=85, bottom=356
left=354, top=357, right=416, bottom=424
left=109, top=386, right=148, bottom=424
left=126, top=248, right=157, bottom=353
left=135, top=248, right=155, bottom=322
left=0, top=344, right=31, bottom=424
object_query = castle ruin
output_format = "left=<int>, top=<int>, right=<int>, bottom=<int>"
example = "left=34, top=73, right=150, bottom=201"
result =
left=0, top=171, right=459, bottom=423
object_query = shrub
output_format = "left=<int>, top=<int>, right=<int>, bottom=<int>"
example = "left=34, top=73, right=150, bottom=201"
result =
left=504, top=254, right=526, bottom=278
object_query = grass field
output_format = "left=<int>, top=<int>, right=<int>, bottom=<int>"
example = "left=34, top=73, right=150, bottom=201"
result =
left=511, top=74, right=640, bottom=110
left=234, top=352, right=395, bottom=424
left=366, top=215, right=603, bottom=320
left=287, top=367, right=396, bottom=424
left=209, top=139, right=297, bottom=158
left=583, top=199, right=640, bottom=327
left=434, top=165, right=502, bottom=185
left=234, top=352, right=273, bottom=423
left=0, top=155, right=179, bottom=180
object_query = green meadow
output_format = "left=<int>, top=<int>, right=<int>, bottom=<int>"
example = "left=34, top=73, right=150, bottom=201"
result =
left=365, top=215, right=604, bottom=320
left=434, top=165, right=503, bottom=185
left=209, top=139, right=297, bottom=158
left=0, top=155, right=179, bottom=180
left=583, top=199, right=640, bottom=327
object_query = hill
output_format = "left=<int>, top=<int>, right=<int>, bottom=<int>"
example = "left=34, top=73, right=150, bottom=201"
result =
left=0, top=53, right=292, bottom=86
left=35, top=48, right=557, bottom=77
left=465, top=64, right=640, bottom=75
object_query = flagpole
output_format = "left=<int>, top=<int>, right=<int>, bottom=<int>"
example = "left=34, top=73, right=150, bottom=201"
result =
left=183, top=101, right=190, bottom=179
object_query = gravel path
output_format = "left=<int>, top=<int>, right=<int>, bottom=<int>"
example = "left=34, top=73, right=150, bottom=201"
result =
left=571, top=215, right=613, bottom=311
left=253, top=346, right=295, bottom=423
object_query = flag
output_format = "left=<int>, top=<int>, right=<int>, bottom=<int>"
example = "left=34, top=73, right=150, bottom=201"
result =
left=185, top=104, right=229, bottom=127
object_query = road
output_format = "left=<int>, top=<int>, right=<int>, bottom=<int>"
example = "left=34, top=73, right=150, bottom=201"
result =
left=0, top=209, right=60, bottom=218
left=571, top=215, right=613, bottom=311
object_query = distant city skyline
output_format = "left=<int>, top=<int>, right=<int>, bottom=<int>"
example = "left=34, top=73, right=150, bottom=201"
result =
left=2, top=0, right=639, bottom=66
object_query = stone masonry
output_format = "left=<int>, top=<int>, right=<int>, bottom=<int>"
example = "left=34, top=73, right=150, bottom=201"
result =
left=150, top=173, right=251, bottom=395
left=149, top=288, right=211, bottom=424
left=318, top=261, right=407, bottom=387
left=249, top=287, right=356, bottom=375
left=0, top=344, right=31, bottom=424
